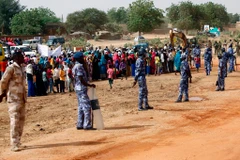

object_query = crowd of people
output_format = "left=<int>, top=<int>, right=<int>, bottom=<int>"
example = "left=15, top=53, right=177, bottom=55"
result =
left=0, top=39, right=238, bottom=152
left=0, top=40, right=237, bottom=96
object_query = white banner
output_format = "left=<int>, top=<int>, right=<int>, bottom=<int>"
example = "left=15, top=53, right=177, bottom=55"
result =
left=51, top=45, right=61, bottom=57
left=38, top=44, right=50, bottom=57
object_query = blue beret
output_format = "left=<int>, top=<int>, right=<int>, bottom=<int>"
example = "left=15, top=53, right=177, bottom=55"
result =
left=73, top=52, right=83, bottom=59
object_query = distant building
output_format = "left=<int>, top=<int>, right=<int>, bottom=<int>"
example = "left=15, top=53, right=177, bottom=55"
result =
left=43, top=23, right=67, bottom=35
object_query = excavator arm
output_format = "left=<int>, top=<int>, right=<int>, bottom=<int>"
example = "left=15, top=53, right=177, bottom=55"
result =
left=169, top=29, right=188, bottom=48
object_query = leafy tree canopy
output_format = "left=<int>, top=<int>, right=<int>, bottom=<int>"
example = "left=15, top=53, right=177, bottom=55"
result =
left=0, top=0, right=25, bottom=34
left=107, top=7, right=128, bottom=24
left=10, top=7, right=60, bottom=35
left=166, top=1, right=229, bottom=30
left=127, top=0, right=164, bottom=35
left=228, top=13, right=239, bottom=24
left=66, top=8, right=108, bottom=35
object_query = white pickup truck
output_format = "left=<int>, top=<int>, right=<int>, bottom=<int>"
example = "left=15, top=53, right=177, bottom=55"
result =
left=10, top=45, right=36, bottom=56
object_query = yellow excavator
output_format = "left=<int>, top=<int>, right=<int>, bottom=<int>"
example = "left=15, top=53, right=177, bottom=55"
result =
left=0, top=44, right=5, bottom=61
left=169, top=28, right=188, bottom=48
left=169, top=28, right=197, bottom=48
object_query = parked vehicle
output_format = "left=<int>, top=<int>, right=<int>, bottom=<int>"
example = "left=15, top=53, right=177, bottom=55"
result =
left=134, top=36, right=146, bottom=44
left=133, top=43, right=149, bottom=52
left=34, top=37, right=43, bottom=44
left=3, top=46, right=10, bottom=58
left=10, top=45, right=36, bottom=56
left=22, top=39, right=40, bottom=50
left=47, top=37, right=65, bottom=46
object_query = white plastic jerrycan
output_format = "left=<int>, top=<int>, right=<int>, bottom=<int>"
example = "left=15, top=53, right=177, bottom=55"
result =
left=87, top=88, right=104, bottom=130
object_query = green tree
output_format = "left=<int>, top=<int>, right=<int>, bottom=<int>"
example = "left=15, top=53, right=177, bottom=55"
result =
left=199, top=2, right=229, bottom=29
left=104, top=23, right=123, bottom=33
left=228, top=13, right=240, bottom=24
left=66, top=8, right=108, bottom=35
left=107, top=7, right=128, bottom=24
left=10, top=7, right=60, bottom=35
left=166, top=1, right=204, bottom=31
left=127, top=0, right=164, bottom=35
left=0, top=0, right=25, bottom=34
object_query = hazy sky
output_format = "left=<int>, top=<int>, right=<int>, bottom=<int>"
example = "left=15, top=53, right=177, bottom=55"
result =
left=19, top=0, right=239, bottom=21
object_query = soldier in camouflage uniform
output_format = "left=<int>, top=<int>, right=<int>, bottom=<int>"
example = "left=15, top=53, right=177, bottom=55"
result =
left=0, top=51, right=26, bottom=152
left=133, top=48, right=153, bottom=111
left=72, top=52, right=96, bottom=130
left=176, top=54, right=192, bottom=103
left=216, top=54, right=225, bottom=91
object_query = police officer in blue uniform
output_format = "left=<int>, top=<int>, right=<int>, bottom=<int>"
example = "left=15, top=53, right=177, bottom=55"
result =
left=204, top=47, right=212, bottom=76
left=228, top=44, right=235, bottom=73
left=216, top=54, right=225, bottom=91
left=176, top=54, right=192, bottom=103
left=221, top=48, right=229, bottom=78
left=72, top=52, right=96, bottom=130
left=133, top=48, right=153, bottom=111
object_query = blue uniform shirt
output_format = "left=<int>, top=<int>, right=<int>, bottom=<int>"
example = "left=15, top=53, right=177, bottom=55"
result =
left=204, top=48, right=212, bottom=61
left=227, top=47, right=234, bottom=55
left=134, top=57, right=146, bottom=81
left=180, top=60, right=190, bottom=80
left=72, top=61, right=88, bottom=91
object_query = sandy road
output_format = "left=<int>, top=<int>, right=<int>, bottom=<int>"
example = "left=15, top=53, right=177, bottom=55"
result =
left=1, top=59, right=240, bottom=160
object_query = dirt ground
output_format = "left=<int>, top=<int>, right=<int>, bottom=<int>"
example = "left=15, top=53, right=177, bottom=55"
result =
left=1, top=41, right=240, bottom=159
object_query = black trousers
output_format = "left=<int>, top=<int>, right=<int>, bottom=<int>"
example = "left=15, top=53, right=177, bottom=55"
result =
left=60, top=80, right=65, bottom=93
left=54, top=78, right=60, bottom=92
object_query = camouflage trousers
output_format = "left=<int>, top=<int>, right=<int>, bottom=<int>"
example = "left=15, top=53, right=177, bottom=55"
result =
left=217, top=74, right=225, bottom=90
left=138, top=76, right=149, bottom=109
left=76, top=89, right=92, bottom=129
left=204, top=60, right=211, bottom=75
left=177, top=79, right=189, bottom=101
left=228, top=56, right=235, bottom=72
left=224, top=63, right=228, bottom=77
left=8, top=102, right=25, bottom=147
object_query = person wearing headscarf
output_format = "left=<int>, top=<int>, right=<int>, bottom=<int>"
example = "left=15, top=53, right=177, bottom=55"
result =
left=99, top=54, right=107, bottom=80
left=92, top=51, right=100, bottom=80
left=128, top=51, right=136, bottom=77
left=26, top=60, right=35, bottom=97
left=86, top=54, right=93, bottom=81
left=174, top=47, right=182, bottom=75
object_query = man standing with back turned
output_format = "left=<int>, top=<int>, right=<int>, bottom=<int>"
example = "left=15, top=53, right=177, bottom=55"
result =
left=0, top=50, right=27, bottom=152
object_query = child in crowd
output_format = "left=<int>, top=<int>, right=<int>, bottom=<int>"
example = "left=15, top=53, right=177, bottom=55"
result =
left=47, top=65, right=55, bottom=93
left=107, top=64, right=114, bottom=89
left=59, top=65, right=66, bottom=93
left=155, top=54, right=161, bottom=76
left=194, top=55, right=200, bottom=72
left=119, top=59, right=127, bottom=80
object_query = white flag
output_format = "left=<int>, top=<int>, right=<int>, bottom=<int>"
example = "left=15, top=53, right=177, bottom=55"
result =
left=38, top=44, right=49, bottom=57
left=51, top=45, right=62, bottom=57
